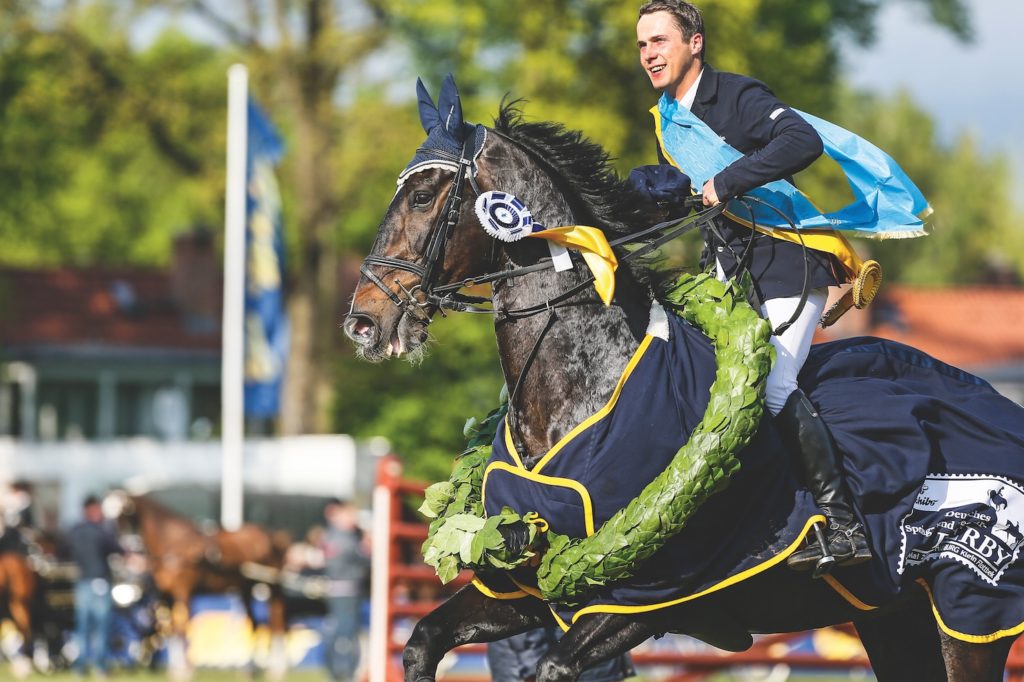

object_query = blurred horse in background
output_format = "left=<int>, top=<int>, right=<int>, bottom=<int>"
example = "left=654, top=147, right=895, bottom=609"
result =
left=0, top=488, right=39, bottom=678
left=0, top=540, right=36, bottom=679
left=104, top=491, right=291, bottom=681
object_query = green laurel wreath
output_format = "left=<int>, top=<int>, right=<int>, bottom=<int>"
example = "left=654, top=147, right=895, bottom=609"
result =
left=418, top=272, right=773, bottom=605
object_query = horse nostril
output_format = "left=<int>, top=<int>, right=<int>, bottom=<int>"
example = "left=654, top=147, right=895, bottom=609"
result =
left=344, top=314, right=377, bottom=345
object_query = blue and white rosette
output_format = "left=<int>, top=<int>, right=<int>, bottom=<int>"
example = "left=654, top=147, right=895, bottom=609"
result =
left=474, top=191, right=534, bottom=242
left=474, top=191, right=572, bottom=271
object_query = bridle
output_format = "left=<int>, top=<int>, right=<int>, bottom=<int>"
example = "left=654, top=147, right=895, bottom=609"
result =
left=357, top=134, right=485, bottom=321
left=357, top=128, right=726, bottom=325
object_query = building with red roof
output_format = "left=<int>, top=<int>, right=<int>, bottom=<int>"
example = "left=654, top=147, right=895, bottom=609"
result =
left=0, top=231, right=373, bottom=532
left=0, top=230, right=222, bottom=441
left=817, top=285, right=1024, bottom=405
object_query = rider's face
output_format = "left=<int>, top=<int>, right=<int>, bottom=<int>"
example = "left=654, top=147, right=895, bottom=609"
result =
left=637, top=11, right=703, bottom=101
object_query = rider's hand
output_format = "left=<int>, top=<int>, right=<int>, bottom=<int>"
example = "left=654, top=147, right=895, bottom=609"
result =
left=702, top=178, right=721, bottom=207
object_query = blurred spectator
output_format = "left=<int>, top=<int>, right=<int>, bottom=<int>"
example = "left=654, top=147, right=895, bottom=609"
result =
left=487, top=626, right=634, bottom=682
left=0, top=481, right=34, bottom=553
left=67, top=494, right=122, bottom=678
left=2, top=481, right=34, bottom=528
left=321, top=498, right=370, bottom=682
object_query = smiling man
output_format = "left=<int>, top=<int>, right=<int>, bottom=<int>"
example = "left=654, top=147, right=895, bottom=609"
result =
left=634, top=0, right=872, bottom=575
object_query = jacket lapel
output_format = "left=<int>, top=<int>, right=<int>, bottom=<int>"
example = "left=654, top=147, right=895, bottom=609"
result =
left=690, top=63, right=718, bottom=120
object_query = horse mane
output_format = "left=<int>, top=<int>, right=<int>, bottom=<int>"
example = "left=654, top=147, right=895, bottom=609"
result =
left=492, top=100, right=678, bottom=295
left=493, top=101, right=644, bottom=238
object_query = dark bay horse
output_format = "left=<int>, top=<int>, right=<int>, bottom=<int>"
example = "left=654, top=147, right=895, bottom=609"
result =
left=107, top=492, right=290, bottom=680
left=344, top=76, right=1021, bottom=681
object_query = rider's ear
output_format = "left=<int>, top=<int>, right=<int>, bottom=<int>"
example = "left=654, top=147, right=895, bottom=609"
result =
left=437, top=73, right=465, bottom=142
left=416, top=77, right=442, bottom=134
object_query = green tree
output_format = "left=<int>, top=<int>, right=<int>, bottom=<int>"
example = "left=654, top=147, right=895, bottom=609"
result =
left=6, top=0, right=396, bottom=434
left=0, top=4, right=228, bottom=266
left=825, top=91, right=1024, bottom=284
left=141, top=0, right=393, bottom=435
left=332, top=313, right=503, bottom=483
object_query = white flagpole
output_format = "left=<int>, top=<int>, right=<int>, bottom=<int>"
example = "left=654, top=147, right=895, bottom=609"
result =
left=221, top=63, right=248, bottom=532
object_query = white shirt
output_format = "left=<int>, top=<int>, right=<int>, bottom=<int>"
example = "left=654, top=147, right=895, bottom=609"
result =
left=678, top=68, right=705, bottom=110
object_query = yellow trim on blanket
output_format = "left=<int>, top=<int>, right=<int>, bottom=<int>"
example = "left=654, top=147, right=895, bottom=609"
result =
left=566, top=514, right=826, bottom=623
left=506, top=577, right=573, bottom=632
left=470, top=577, right=529, bottom=600
left=650, top=106, right=863, bottom=279
left=503, top=334, right=655, bottom=476
left=509, top=576, right=544, bottom=600
left=822, top=574, right=877, bottom=611
left=916, top=578, right=1024, bottom=643
left=501, top=419, right=525, bottom=469
left=482, top=461, right=598, bottom=536
left=548, top=607, right=572, bottom=632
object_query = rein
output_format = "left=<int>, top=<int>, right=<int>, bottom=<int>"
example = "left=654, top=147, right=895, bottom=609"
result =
left=358, top=126, right=727, bottom=321
left=364, top=189, right=726, bottom=320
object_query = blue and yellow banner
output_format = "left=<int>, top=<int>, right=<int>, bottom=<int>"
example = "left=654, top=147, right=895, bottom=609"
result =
left=244, top=99, right=288, bottom=418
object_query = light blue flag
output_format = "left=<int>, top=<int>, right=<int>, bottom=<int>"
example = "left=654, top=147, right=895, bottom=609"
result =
left=657, top=94, right=932, bottom=239
left=244, top=99, right=289, bottom=418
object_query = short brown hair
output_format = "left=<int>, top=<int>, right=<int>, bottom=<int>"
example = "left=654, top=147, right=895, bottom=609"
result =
left=639, top=1, right=706, bottom=60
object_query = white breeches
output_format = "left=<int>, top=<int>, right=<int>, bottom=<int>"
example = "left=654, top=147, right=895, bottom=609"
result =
left=760, top=289, right=828, bottom=416
left=713, top=259, right=829, bottom=416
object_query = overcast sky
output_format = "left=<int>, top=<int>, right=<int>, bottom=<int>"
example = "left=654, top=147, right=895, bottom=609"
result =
left=840, top=0, right=1024, bottom=203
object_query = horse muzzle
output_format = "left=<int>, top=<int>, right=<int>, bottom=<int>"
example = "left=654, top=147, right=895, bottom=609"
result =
left=344, top=310, right=428, bottom=361
left=343, top=312, right=378, bottom=347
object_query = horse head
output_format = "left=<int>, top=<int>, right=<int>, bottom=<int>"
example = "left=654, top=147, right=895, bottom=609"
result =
left=343, top=75, right=497, bottom=362
left=344, top=74, right=642, bottom=365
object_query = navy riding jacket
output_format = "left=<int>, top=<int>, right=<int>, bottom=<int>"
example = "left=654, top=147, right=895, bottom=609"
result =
left=656, top=64, right=847, bottom=302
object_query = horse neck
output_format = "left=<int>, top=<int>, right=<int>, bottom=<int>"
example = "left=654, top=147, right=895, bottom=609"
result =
left=480, top=149, right=651, bottom=465
left=475, top=133, right=651, bottom=462
left=132, top=496, right=198, bottom=550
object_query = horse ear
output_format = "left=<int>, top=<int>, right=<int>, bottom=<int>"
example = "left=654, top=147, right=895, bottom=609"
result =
left=416, top=77, right=442, bottom=134
left=437, top=73, right=466, bottom=142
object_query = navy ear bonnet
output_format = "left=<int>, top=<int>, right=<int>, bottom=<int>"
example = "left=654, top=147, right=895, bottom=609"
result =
left=402, top=74, right=486, bottom=179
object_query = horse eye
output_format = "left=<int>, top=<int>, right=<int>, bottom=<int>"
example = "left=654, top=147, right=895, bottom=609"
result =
left=411, top=190, right=434, bottom=209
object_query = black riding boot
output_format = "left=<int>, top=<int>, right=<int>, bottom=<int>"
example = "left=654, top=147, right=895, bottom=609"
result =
left=777, top=389, right=872, bottom=576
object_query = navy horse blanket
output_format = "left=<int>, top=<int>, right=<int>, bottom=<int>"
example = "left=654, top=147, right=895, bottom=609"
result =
left=475, top=305, right=1024, bottom=641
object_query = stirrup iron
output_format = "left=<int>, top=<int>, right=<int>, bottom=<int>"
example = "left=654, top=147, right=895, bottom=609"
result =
left=810, top=522, right=836, bottom=578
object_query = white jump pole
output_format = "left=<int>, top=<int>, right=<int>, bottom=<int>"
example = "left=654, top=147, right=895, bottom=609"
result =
left=221, top=63, right=248, bottom=532
left=369, top=471, right=394, bottom=682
